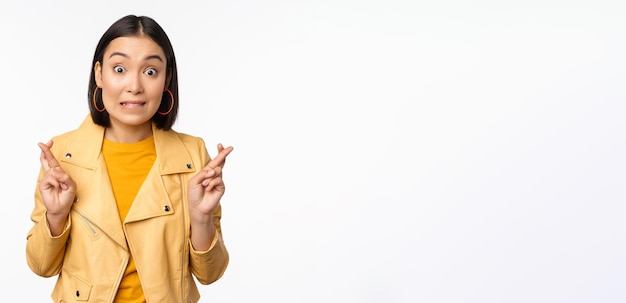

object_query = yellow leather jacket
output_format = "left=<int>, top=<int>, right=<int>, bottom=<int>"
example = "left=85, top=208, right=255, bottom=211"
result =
left=26, top=115, right=229, bottom=302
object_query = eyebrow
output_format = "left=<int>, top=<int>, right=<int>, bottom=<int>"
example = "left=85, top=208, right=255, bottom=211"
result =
left=108, top=52, right=164, bottom=62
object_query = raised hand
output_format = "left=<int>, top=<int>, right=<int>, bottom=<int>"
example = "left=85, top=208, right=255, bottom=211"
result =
left=187, top=143, right=234, bottom=220
left=38, top=140, right=77, bottom=234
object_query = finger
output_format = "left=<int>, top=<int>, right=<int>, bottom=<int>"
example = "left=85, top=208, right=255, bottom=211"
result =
left=203, top=177, right=225, bottom=193
left=39, top=174, right=57, bottom=189
left=208, top=145, right=233, bottom=169
left=54, top=167, right=76, bottom=191
left=200, top=169, right=216, bottom=187
left=40, top=172, right=62, bottom=191
left=215, top=144, right=228, bottom=166
left=208, top=166, right=222, bottom=177
left=200, top=166, right=223, bottom=187
left=38, top=141, right=61, bottom=169
left=40, top=149, right=49, bottom=170
left=39, top=141, right=52, bottom=169
left=189, top=168, right=214, bottom=187
left=44, top=168, right=69, bottom=191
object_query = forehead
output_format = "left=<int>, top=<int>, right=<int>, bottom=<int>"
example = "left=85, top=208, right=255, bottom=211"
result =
left=103, top=35, right=166, bottom=60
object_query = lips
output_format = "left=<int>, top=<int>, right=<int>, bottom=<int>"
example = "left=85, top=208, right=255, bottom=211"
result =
left=120, top=101, right=146, bottom=108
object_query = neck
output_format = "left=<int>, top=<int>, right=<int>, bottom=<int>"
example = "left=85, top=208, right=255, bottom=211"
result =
left=104, top=122, right=153, bottom=143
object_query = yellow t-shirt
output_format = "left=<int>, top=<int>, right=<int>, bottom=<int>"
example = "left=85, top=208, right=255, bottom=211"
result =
left=103, top=136, right=156, bottom=303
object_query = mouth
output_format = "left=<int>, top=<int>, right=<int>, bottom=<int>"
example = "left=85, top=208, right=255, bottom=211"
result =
left=120, top=101, right=146, bottom=108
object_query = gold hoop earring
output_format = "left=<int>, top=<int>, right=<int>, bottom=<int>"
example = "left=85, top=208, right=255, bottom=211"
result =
left=93, top=87, right=105, bottom=112
left=159, top=88, right=174, bottom=115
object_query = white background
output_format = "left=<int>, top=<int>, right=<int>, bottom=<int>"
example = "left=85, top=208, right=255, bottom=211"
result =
left=1, top=0, right=625, bottom=302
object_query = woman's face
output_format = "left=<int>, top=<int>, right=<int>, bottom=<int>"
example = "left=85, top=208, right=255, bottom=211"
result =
left=95, top=35, right=168, bottom=132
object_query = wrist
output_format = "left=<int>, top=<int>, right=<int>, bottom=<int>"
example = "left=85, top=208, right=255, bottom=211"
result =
left=46, top=211, right=69, bottom=237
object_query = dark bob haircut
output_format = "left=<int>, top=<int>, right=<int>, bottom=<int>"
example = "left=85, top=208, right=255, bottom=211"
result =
left=88, top=15, right=179, bottom=130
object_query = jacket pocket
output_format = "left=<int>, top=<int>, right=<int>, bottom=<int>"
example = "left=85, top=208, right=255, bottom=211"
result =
left=69, top=273, right=93, bottom=301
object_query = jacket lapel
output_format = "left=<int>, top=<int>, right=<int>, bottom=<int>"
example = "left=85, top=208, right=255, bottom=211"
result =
left=124, top=125, right=195, bottom=223
left=59, top=116, right=128, bottom=249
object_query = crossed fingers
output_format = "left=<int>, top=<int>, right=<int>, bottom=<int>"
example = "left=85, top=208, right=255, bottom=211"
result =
left=207, top=143, right=233, bottom=170
left=38, top=140, right=61, bottom=171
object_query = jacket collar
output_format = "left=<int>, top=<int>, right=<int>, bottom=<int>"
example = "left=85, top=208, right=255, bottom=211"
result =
left=63, top=115, right=193, bottom=175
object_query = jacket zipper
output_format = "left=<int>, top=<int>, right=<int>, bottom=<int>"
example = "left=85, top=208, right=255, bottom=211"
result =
left=75, top=209, right=129, bottom=303
left=78, top=212, right=98, bottom=237
left=179, top=173, right=187, bottom=303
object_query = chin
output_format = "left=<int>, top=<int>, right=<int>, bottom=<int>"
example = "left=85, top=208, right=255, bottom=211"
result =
left=111, top=114, right=154, bottom=127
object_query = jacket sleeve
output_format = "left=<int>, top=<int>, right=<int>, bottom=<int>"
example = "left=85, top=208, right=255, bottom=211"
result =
left=187, top=137, right=229, bottom=284
left=189, top=203, right=229, bottom=284
left=25, top=168, right=71, bottom=277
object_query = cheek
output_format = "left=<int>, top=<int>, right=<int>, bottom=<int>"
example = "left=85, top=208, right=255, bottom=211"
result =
left=101, top=75, right=124, bottom=94
left=101, top=81, right=123, bottom=103
left=146, top=83, right=166, bottom=102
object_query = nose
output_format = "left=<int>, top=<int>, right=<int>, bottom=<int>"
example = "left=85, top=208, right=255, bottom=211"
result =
left=127, top=72, right=144, bottom=94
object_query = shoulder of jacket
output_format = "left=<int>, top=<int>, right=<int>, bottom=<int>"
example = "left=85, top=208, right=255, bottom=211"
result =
left=50, top=115, right=101, bottom=151
left=167, top=129, right=207, bottom=150
left=49, top=126, right=82, bottom=156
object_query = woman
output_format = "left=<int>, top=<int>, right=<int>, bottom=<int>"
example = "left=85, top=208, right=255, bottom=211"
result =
left=26, top=15, right=232, bottom=302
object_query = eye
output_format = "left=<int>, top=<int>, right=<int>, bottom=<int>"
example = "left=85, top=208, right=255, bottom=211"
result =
left=113, top=65, right=126, bottom=73
left=144, top=68, right=158, bottom=76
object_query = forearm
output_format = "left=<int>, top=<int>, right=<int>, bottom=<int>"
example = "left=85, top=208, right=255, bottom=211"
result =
left=189, top=215, right=216, bottom=251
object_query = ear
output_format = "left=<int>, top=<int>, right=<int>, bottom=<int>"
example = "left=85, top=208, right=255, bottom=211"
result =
left=94, top=61, right=103, bottom=87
